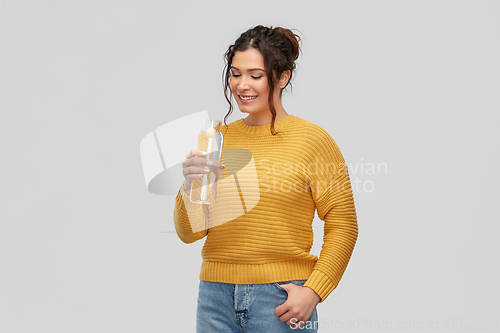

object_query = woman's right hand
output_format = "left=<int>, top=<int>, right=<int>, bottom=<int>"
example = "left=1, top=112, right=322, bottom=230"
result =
left=182, top=149, right=225, bottom=195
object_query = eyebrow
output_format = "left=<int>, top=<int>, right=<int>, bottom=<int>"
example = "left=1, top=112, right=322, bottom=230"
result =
left=230, top=66, right=265, bottom=72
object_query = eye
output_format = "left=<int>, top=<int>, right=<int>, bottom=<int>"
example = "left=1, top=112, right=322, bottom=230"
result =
left=252, top=76, right=262, bottom=79
left=231, top=73, right=241, bottom=77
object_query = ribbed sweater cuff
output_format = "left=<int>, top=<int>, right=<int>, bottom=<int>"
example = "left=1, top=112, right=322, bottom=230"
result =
left=175, top=185, right=206, bottom=233
left=303, top=270, right=336, bottom=303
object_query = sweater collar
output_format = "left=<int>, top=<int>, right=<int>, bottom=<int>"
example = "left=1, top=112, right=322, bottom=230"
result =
left=233, top=115, right=295, bottom=136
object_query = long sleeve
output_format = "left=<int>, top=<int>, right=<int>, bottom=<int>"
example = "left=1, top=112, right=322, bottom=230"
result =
left=173, top=183, right=209, bottom=243
left=302, top=129, right=358, bottom=302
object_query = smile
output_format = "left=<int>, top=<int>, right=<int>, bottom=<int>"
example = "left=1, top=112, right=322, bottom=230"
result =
left=239, top=95, right=257, bottom=100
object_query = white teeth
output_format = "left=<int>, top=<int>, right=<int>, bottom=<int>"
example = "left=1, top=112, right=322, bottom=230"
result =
left=240, top=95, right=257, bottom=100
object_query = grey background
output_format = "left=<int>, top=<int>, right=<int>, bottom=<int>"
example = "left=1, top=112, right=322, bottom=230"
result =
left=1, top=0, right=499, bottom=332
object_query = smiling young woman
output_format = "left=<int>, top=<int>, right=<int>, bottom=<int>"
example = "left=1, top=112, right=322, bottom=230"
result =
left=174, top=25, right=358, bottom=333
left=229, top=48, right=289, bottom=126
left=223, top=25, right=300, bottom=132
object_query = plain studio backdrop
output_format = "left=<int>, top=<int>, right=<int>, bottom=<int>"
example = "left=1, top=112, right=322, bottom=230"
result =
left=1, top=1, right=499, bottom=332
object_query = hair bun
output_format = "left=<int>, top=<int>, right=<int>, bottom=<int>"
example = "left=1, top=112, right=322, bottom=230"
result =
left=273, top=27, right=301, bottom=61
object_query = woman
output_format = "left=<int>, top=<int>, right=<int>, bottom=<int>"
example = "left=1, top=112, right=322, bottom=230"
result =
left=174, top=25, right=358, bottom=332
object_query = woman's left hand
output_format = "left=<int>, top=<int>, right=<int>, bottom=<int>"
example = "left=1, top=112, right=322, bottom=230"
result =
left=274, top=284, right=321, bottom=329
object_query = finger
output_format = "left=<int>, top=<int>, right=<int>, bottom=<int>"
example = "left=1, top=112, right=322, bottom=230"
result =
left=206, top=159, right=226, bottom=169
left=182, top=155, right=212, bottom=170
left=275, top=302, right=289, bottom=317
left=184, top=150, right=226, bottom=171
left=189, top=165, right=212, bottom=174
left=186, top=149, right=208, bottom=160
left=280, top=283, right=292, bottom=292
left=291, top=314, right=312, bottom=329
left=183, top=166, right=211, bottom=180
left=184, top=158, right=225, bottom=170
left=281, top=312, right=297, bottom=324
left=280, top=310, right=298, bottom=323
left=286, top=317, right=303, bottom=329
left=207, top=160, right=226, bottom=171
left=182, top=158, right=201, bottom=170
left=185, top=173, right=204, bottom=182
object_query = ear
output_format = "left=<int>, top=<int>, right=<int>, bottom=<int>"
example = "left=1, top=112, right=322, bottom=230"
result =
left=278, top=70, right=291, bottom=89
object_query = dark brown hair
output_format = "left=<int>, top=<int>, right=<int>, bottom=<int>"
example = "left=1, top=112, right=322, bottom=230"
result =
left=222, top=25, right=301, bottom=135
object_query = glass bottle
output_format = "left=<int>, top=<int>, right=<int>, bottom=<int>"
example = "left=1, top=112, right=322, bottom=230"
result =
left=190, top=119, right=224, bottom=204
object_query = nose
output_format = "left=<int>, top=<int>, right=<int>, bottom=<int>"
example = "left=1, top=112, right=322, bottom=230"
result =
left=237, top=76, right=250, bottom=91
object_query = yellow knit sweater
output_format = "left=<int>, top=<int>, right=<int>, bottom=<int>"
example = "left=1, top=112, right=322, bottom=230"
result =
left=173, top=115, right=358, bottom=302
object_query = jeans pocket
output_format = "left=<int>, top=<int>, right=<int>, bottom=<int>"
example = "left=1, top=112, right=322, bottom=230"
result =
left=274, top=280, right=307, bottom=292
left=274, top=282, right=286, bottom=291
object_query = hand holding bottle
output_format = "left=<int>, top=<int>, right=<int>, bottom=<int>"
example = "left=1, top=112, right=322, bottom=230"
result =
left=182, top=149, right=225, bottom=196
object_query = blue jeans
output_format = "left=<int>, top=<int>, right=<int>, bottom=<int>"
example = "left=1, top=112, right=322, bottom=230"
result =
left=196, top=280, right=319, bottom=332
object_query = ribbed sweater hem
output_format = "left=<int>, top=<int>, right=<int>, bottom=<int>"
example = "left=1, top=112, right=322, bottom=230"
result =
left=200, top=259, right=316, bottom=285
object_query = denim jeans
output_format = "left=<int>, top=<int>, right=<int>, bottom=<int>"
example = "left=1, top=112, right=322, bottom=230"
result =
left=196, top=280, right=319, bottom=333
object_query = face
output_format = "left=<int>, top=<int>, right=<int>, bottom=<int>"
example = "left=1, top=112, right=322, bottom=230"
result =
left=229, top=48, right=273, bottom=116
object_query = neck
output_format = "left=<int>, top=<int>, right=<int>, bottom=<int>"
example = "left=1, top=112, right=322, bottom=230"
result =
left=243, top=102, right=288, bottom=127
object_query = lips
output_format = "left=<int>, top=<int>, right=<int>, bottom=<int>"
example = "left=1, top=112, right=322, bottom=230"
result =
left=239, top=95, right=257, bottom=100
